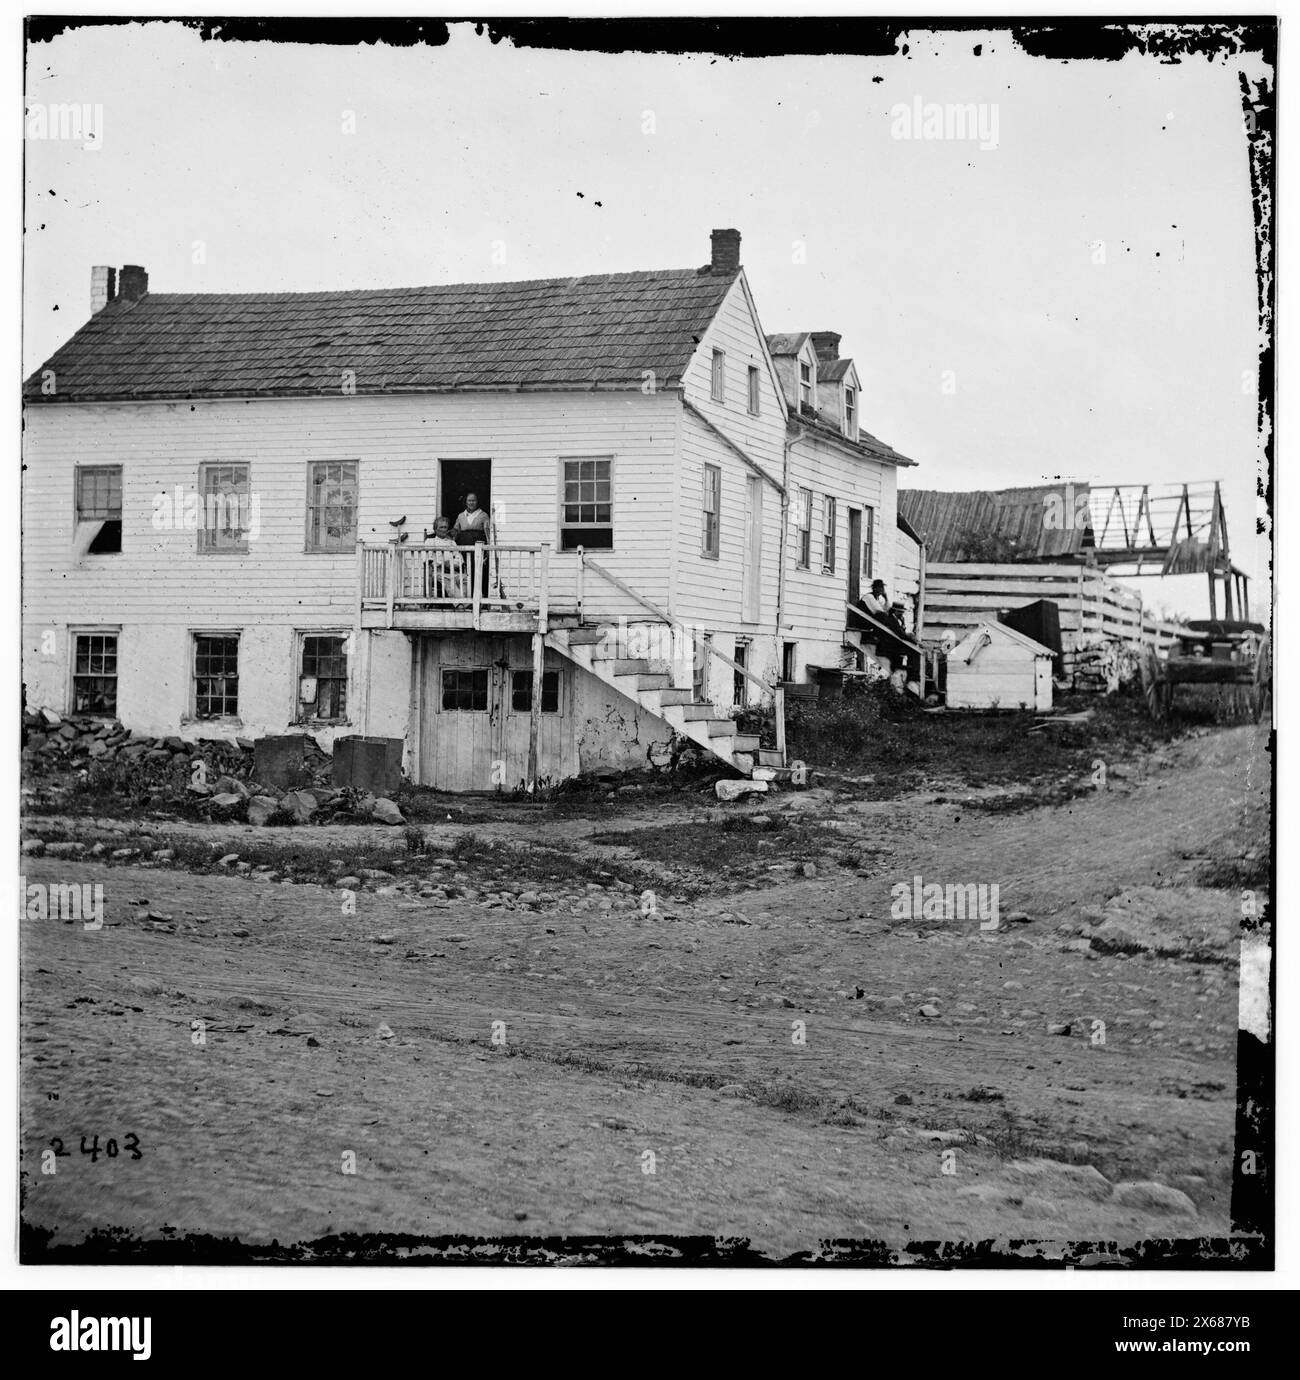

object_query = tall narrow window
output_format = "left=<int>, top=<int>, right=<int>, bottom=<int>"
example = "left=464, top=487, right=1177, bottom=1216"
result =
left=796, top=488, right=812, bottom=569
left=72, top=633, right=118, bottom=715
left=702, top=464, right=721, bottom=558
left=559, top=457, right=613, bottom=551
left=298, top=633, right=349, bottom=722
left=822, top=495, right=837, bottom=573
left=75, top=465, right=122, bottom=553
left=198, top=463, right=251, bottom=554
left=733, top=640, right=749, bottom=708
left=863, top=504, right=875, bottom=580
left=747, top=365, right=761, bottom=415
left=844, top=386, right=857, bottom=438
left=799, top=361, right=813, bottom=410
left=306, top=461, right=358, bottom=552
left=711, top=349, right=726, bottom=402
left=193, top=634, right=240, bottom=719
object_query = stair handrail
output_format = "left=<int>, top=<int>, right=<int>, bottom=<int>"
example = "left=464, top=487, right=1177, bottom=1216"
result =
left=581, top=556, right=784, bottom=758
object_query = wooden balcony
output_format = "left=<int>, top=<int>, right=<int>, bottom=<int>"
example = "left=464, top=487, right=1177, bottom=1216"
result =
left=357, top=541, right=584, bottom=631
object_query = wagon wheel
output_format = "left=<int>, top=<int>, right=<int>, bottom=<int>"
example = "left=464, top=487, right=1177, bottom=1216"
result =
left=1252, top=634, right=1272, bottom=722
left=1140, top=647, right=1166, bottom=721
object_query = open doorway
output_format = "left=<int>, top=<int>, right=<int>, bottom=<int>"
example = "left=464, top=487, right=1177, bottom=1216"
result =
left=438, top=459, right=492, bottom=530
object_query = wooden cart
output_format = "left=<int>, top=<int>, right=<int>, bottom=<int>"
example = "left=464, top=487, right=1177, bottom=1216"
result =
left=1140, top=619, right=1270, bottom=722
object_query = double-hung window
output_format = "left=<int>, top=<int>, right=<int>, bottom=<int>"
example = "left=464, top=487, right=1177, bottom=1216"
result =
left=796, top=488, right=812, bottom=569
left=193, top=633, right=240, bottom=719
left=75, top=465, right=122, bottom=553
left=702, top=464, right=721, bottom=558
left=822, top=496, right=837, bottom=573
left=198, top=463, right=251, bottom=554
left=559, top=457, right=613, bottom=550
left=306, top=461, right=358, bottom=552
left=711, top=349, right=726, bottom=402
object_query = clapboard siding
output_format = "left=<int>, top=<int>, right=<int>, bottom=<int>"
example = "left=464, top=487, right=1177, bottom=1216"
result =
left=21, top=389, right=680, bottom=721
left=781, top=431, right=897, bottom=678
left=670, top=276, right=787, bottom=691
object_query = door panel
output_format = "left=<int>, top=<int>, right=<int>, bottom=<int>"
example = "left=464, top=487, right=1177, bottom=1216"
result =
left=417, top=634, right=575, bottom=790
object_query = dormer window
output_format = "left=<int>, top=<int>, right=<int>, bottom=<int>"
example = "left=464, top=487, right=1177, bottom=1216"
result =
left=799, top=360, right=813, bottom=410
left=844, top=385, right=857, bottom=438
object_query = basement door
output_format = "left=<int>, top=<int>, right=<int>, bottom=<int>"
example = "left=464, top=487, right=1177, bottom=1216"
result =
left=416, top=635, right=575, bottom=791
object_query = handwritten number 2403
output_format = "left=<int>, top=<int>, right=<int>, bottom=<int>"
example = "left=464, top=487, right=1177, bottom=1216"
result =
left=48, top=1133, right=142, bottom=1162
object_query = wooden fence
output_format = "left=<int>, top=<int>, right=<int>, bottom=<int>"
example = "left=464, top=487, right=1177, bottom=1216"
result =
left=923, top=561, right=1185, bottom=653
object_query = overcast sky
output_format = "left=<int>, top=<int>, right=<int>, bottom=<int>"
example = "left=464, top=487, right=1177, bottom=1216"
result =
left=23, top=21, right=1271, bottom=616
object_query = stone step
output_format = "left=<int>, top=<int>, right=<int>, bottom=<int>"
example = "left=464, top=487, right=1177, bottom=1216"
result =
left=561, top=628, right=606, bottom=646
left=610, top=659, right=652, bottom=676
left=626, top=674, right=673, bottom=692
left=655, top=688, right=695, bottom=706
left=757, top=748, right=786, bottom=767
left=705, top=720, right=734, bottom=738
left=732, top=734, right=761, bottom=752
left=676, top=704, right=719, bottom=721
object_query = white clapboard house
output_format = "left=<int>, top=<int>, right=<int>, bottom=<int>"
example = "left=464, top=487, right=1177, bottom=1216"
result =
left=22, top=231, right=916, bottom=791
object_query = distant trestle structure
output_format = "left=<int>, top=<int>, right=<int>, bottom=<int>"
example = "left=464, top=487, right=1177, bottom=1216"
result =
left=899, top=481, right=1248, bottom=693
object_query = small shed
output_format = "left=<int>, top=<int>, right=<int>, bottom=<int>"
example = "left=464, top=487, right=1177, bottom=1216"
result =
left=946, top=621, right=1054, bottom=712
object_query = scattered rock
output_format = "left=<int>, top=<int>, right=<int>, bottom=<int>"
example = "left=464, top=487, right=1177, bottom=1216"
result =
left=20, top=839, right=45, bottom=856
left=919, top=1004, right=941, bottom=1019
left=1112, top=1181, right=1198, bottom=1217
left=281, top=790, right=318, bottom=824
left=336, top=876, right=362, bottom=890
left=217, top=853, right=240, bottom=867
left=247, top=795, right=280, bottom=827
left=375, top=1021, right=395, bottom=1040
left=1006, top=1159, right=1113, bottom=1202
left=1047, top=1022, right=1073, bottom=1037
left=372, top=798, right=405, bottom=825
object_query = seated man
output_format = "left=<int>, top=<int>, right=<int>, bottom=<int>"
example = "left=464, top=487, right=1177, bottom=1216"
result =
left=859, top=579, right=908, bottom=638
left=426, top=516, right=460, bottom=598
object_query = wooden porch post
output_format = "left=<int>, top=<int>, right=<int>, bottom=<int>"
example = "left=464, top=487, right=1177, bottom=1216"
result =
left=527, top=544, right=551, bottom=791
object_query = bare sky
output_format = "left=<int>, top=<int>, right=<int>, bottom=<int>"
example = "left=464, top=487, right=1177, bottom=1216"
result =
left=23, top=21, right=1271, bottom=615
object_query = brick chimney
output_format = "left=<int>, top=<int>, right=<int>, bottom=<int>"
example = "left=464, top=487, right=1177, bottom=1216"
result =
left=90, top=265, right=117, bottom=315
left=811, top=331, right=842, bottom=363
left=710, top=228, right=741, bottom=275
left=118, top=264, right=149, bottom=302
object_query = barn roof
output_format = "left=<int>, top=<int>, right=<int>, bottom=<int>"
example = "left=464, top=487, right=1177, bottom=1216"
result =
left=24, top=266, right=741, bottom=402
left=898, top=485, right=1094, bottom=561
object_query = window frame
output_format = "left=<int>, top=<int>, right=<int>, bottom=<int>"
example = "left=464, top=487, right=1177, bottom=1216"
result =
left=843, top=385, right=857, bottom=439
left=863, top=504, right=875, bottom=581
left=304, top=460, right=359, bottom=554
left=711, top=349, right=726, bottom=403
left=702, top=463, right=721, bottom=560
left=73, top=464, right=123, bottom=554
left=798, top=360, right=813, bottom=410
left=822, top=495, right=837, bottom=574
left=197, top=461, right=252, bottom=555
left=295, top=629, right=350, bottom=724
left=190, top=630, right=241, bottom=721
left=747, top=364, right=761, bottom=415
left=69, top=628, right=120, bottom=717
left=510, top=668, right=561, bottom=715
left=440, top=667, right=491, bottom=713
left=796, top=487, right=813, bottom=569
left=558, top=455, right=615, bottom=552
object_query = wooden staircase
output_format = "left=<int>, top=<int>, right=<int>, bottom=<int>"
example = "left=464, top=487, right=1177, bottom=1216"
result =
left=547, top=626, right=781, bottom=777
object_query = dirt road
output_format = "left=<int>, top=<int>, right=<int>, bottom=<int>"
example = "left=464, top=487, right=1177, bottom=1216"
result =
left=20, top=724, right=1267, bottom=1261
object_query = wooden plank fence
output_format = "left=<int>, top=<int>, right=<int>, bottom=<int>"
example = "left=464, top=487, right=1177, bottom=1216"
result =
left=923, top=561, right=1185, bottom=659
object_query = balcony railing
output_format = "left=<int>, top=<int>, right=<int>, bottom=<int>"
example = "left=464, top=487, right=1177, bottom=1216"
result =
left=358, top=541, right=582, bottom=628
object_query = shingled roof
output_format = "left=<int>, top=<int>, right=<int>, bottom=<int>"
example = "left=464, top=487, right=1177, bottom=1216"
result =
left=24, top=266, right=740, bottom=402
left=898, top=486, right=1095, bottom=560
